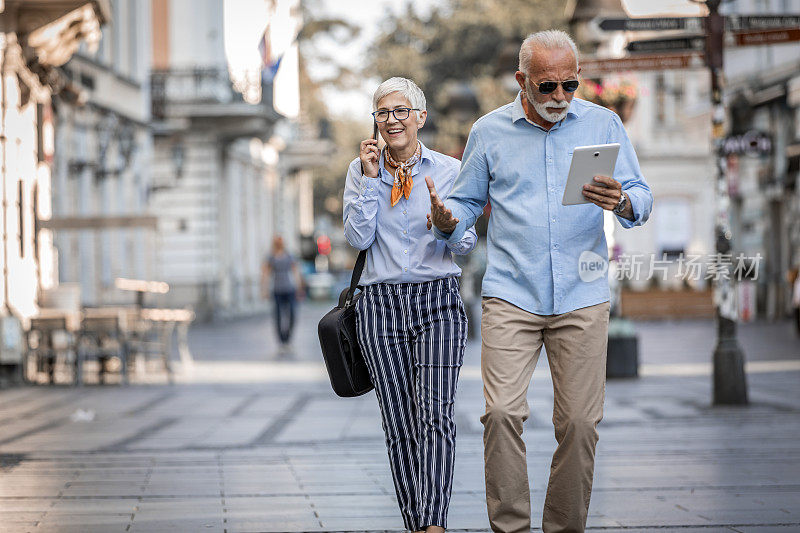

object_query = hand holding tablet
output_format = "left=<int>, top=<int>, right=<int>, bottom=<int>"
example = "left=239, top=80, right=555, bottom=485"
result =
left=561, top=143, right=620, bottom=206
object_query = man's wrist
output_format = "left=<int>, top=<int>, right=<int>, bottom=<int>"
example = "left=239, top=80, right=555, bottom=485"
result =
left=616, top=192, right=634, bottom=220
left=440, top=222, right=457, bottom=234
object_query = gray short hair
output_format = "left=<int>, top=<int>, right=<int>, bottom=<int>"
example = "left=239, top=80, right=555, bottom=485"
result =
left=372, top=77, right=427, bottom=112
left=518, top=30, right=579, bottom=74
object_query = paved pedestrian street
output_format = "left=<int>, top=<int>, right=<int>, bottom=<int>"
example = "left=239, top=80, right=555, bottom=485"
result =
left=1, top=311, right=799, bottom=532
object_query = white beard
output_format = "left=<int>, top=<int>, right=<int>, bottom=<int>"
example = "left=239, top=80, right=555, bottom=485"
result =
left=525, top=80, right=570, bottom=123
left=532, top=98, right=569, bottom=123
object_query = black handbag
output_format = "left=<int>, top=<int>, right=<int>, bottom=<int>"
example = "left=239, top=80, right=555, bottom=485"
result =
left=318, top=249, right=374, bottom=397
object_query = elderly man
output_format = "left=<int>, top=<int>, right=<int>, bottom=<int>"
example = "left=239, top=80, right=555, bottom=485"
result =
left=426, top=30, right=653, bottom=533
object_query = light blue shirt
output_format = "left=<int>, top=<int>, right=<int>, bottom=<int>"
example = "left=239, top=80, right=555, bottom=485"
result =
left=343, top=142, right=478, bottom=285
left=435, top=94, right=653, bottom=315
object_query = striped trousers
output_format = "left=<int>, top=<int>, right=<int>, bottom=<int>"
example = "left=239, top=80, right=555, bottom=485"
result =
left=356, top=277, right=467, bottom=531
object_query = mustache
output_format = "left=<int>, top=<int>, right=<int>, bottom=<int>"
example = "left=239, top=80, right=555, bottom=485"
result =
left=545, top=101, right=569, bottom=108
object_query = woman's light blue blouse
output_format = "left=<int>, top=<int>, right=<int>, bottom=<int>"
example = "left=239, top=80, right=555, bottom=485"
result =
left=343, top=142, right=477, bottom=285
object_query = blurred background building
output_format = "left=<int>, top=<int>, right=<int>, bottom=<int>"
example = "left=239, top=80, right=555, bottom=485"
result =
left=0, top=0, right=333, bottom=380
left=1, top=0, right=798, bottom=382
left=49, top=0, right=155, bottom=308
left=568, top=0, right=800, bottom=321
left=0, top=0, right=109, bottom=377
left=148, top=0, right=283, bottom=320
left=723, top=0, right=800, bottom=321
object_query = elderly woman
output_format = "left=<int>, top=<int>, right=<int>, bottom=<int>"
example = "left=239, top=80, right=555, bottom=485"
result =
left=343, top=77, right=477, bottom=532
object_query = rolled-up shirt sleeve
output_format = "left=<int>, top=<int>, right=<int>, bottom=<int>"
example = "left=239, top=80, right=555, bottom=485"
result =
left=343, top=159, right=380, bottom=250
left=433, top=127, right=491, bottom=244
left=445, top=225, right=477, bottom=255
left=607, top=115, right=653, bottom=229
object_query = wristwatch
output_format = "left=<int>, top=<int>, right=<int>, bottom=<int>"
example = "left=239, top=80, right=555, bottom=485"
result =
left=612, top=193, right=628, bottom=215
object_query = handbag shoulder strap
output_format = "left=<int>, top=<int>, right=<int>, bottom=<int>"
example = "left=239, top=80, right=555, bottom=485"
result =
left=344, top=146, right=374, bottom=306
left=345, top=249, right=367, bottom=307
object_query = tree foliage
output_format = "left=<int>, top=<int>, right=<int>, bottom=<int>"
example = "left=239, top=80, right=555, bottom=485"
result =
left=296, top=0, right=570, bottom=233
left=369, top=0, right=569, bottom=153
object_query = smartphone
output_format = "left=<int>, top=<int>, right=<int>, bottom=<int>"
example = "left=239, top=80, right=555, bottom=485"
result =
left=360, top=122, right=379, bottom=176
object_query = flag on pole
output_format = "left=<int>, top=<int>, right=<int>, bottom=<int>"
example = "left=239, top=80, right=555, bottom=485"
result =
left=257, top=26, right=282, bottom=84
left=256, top=0, right=301, bottom=118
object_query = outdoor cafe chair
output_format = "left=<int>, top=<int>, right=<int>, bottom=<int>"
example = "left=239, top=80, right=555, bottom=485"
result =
left=77, top=308, right=130, bottom=385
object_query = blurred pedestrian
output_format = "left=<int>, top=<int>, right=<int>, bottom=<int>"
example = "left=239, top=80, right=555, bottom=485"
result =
left=428, top=30, right=653, bottom=533
left=343, top=77, right=477, bottom=533
left=789, top=265, right=800, bottom=335
left=261, top=235, right=303, bottom=353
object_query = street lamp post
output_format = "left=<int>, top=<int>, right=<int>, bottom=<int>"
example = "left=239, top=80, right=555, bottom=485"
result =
left=705, top=0, right=748, bottom=405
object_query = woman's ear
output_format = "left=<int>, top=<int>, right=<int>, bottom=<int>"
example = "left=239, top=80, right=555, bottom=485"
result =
left=417, top=109, right=428, bottom=128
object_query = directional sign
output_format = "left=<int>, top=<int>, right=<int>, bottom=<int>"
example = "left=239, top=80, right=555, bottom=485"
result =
left=599, top=17, right=704, bottom=32
left=626, top=35, right=706, bottom=54
left=732, top=27, right=800, bottom=46
left=581, top=53, right=706, bottom=75
left=726, top=14, right=800, bottom=31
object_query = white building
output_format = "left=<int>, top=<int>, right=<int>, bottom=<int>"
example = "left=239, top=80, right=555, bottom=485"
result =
left=48, top=0, right=156, bottom=306
left=0, top=0, right=109, bottom=380
left=149, top=0, right=289, bottom=320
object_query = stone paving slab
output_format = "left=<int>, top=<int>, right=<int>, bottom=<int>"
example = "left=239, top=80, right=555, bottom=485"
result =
left=1, top=337, right=799, bottom=532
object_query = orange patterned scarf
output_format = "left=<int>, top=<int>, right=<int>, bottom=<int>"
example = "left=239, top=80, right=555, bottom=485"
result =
left=385, top=143, right=421, bottom=207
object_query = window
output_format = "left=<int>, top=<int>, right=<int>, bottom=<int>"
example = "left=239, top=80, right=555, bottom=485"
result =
left=656, top=198, right=692, bottom=259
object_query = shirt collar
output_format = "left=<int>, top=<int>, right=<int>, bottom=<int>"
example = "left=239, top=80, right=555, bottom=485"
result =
left=511, top=91, right=580, bottom=128
left=378, top=140, right=435, bottom=185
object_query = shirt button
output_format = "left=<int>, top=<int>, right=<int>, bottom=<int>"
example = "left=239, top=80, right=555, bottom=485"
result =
left=403, top=230, right=407, bottom=234
left=553, top=243, right=559, bottom=249
left=404, top=249, right=408, bottom=254
left=403, top=210, right=407, bottom=215
left=404, top=267, right=408, bottom=271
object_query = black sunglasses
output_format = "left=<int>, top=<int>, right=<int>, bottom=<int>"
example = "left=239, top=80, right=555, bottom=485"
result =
left=530, top=79, right=580, bottom=95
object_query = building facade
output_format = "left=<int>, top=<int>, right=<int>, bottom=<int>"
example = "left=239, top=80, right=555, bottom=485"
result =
left=149, top=0, right=287, bottom=320
left=49, top=0, right=155, bottom=307
left=722, top=0, right=800, bottom=319
left=570, top=0, right=800, bottom=320
left=0, top=0, right=109, bottom=379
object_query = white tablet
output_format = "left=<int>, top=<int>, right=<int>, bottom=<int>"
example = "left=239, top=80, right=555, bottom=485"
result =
left=561, top=143, right=621, bottom=206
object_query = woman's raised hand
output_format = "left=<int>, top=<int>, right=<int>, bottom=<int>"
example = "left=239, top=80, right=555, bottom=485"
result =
left=359, top=139, right=380, bottom=178
left=425, top=176, right=459, bottom=234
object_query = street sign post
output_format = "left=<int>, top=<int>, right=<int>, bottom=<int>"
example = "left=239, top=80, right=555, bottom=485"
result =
left=598, top=17, right=704, bottom=31
left=599, top=14, right=800, bottom=33
left=581, top=53, right=705, bottom=75
left=626, top=35, right=706, bottom=54
left=732, top=27, right=800, bottom=47
left=725, top=14, right=800, bottom=31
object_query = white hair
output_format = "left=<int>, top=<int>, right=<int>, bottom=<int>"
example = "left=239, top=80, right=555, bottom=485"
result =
left=372, top=77, right=427, bottom=112
left=518, top=30, right=579, bottom=75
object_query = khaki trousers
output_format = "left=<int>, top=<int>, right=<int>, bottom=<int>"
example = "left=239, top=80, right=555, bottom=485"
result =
left=480, top=297, right=610, bottom=533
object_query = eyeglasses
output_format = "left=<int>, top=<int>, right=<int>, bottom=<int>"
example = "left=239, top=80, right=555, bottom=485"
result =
left=529, top=79, right=580, bottom=95
left=372, top=107, right=419, bottom=123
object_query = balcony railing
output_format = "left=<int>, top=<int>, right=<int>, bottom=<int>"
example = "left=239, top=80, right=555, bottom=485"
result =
left=151, top=68, right=254, bottom=118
